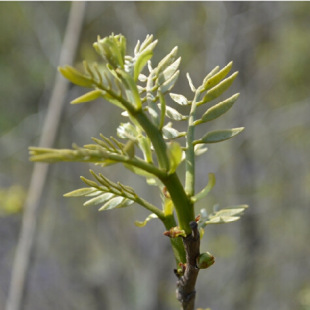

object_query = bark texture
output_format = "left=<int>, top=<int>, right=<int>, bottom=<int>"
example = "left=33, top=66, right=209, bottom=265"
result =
left=176, top=221, right=201, bottom=310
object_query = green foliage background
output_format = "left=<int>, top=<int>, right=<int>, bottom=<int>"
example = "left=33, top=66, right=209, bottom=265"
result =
left=1, top=2, right=310, bottom=310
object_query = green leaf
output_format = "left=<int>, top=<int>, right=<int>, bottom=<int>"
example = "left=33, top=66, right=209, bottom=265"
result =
left=194, top=93, right=240, bottom=125
left=201, top=61, right=233, bottom=92
left=124, top=164, right=154, bottom=179
left=198, top=71, right=238, bottom=105
left=159, top=70, right=180, bottom=94
left=116, top=68, right=142, bottom=110
left=166, top=141, right=183, bottom=173
left=59, top=66, right=93, bottom=87
left=117, top=122, right=139, bottom=141
left=163, top=199, right=174, bottom=216
left=84, top=193, right=115, bottom=207
left=71, top=90, right=103, bottom=104
left=158, top=91, right=166, bottom=130
left=157, top=46, right=178, bottom=73
left=137, top=135, right=153, bottom=163
left=162, top=123, right=186, bottom=139
left=64, top=187, right=98, bottom=197
left=158, top=57, right=181, bottom=84
left=194, top=127, right=244, bottom=144
left=201, top=65, right=220, bottom=85
left=205, top=205, right=248, bottom=224
left=98, top=196, right=133, bottom=211
left=133, top=40, right=158, bottom=82
left=160, top=105, right=187, bottom=121
left=169, top=93, right=189, bottom=106
left=191, top=173, right=215, bottom=202
left=135, top=213, right=158, bottom=227
left=93, top=34, right=126, bottom=69
left=80, top=177, right=99, bottom=188
left=100, top=90, right=126, bottom=110
left=194, top=144, right=208, bottom=156
left=186, top=73, right=196, bottom=92
left=139, top=34, right=154, bottom=52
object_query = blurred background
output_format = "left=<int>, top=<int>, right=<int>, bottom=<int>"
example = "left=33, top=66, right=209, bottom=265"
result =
left=1, top=2, right=310, bottom=310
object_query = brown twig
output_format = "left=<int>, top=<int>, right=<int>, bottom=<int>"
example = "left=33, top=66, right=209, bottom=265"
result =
left=176, top=221, right=201, bottom=310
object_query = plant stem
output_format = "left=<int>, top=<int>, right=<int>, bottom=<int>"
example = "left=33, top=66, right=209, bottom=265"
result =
left=185, top=93, right=199, bottom=197
left=133, top=111, right=171, bottom=171
left=160, top=172, right=194, bottom=235
left=130, top=110, right=195, bottom=235
left=162, top=214, right=186, bottom=265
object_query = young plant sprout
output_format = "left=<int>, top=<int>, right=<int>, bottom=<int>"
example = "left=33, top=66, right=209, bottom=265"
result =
left=29, top=34, right=248, bottom=310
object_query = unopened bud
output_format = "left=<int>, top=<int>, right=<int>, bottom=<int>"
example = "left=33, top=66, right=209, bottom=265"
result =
left=163, top=226, right=186, bottom=238
left=196, top=252, right=215, bottom=269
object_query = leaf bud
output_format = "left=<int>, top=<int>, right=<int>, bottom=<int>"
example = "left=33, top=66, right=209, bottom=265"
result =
left=93, top=34, right=126, bottom=69
left=196, top=252, right=215, bottom=269
left=163, top=226, right=186, bottom=238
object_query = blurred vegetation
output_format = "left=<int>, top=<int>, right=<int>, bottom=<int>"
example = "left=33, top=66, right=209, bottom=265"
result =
left=1, top=2, right=310, bottom=310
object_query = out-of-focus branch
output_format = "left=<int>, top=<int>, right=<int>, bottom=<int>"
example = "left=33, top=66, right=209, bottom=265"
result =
left=6, top=3, right=86, bottom=310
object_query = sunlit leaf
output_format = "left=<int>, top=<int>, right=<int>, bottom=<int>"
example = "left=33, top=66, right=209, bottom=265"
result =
left=116, top=68, right=142, bottom=110
left=205, top=205, right=248, bottom=224
left=160, top=70, right=180, bottom=93
left=80, top=176, right=99, bottom=188
left=167, top=141, right=183, bottom=173
left=194, top=144, right=208, bottom=156
left=139, top=34, right=154, bottom=51
left=98, top=196, right=133, bottom=211
left=59, top=66, right=93, bottom=87
left=84, top=193, right=115, bottom=207
left=186, top=72, right=196, bottom=92
left=100, top=91, right=125, bottom=110
left=137, top=135, right=153, bottom=163
left=158, top=57, right=181, bottom=84
left=157, top=46, right=178, bottom=73
left=191, top=173, right=216, bottom=202
left=117, top=122, right=139, bottom=141
left=194, top=127, right=244, bottom=144
left=169, top=93, right=190, bottom=106
left=201, top=61, right=233, bottom=92
left=71, top=90, right=103, bottom=104
left=93, top=34, right=126, bottom=69
left=198, top=71, right=238, bottom=105
left=161, top=105, right=187, bottom=121
left=64, top=187, right=98, bottom=197
left=138, top=74, right=147, bottom=83
left=163, top=199, right=174, bottom=216
left=194, top=93, right=239, bottom=125
left=133, top=40, right=158, bottom=82
left=162, top=124, right=186, bottom=139
left=124, top=164, right=154, bottom=179
left=201, top=66, right=220, bottom=86
left=135, top=213, right=158, bottom=227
